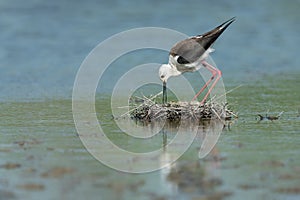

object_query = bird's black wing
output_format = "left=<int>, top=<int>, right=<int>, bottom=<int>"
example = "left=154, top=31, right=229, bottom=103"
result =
left=194, top=17, right=236, bottom=52
left=170, top=38, right=206, bottom=64
left=170, top=17, right=236, bottom=65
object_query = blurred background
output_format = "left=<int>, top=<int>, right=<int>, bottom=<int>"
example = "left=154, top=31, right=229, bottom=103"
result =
left=0, top=0, right=299, bottom=100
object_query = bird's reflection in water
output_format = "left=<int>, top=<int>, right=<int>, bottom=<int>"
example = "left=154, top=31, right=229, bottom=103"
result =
left=157, top=119, right=231, bottom=199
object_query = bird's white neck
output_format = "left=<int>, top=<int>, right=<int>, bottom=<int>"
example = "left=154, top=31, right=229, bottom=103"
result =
left=168, top=63, right=182, bottom=77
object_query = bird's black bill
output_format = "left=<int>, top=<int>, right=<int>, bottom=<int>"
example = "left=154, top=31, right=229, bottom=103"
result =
left=162, top=81, right=167, bottom=105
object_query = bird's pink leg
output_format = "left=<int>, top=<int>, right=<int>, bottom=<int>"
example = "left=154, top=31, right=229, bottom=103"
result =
left=191, top=70, right=214, bottom=101
left=191, top=60, right=222, bottom=104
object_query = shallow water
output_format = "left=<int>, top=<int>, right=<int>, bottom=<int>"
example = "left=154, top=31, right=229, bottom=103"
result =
left=1, top=73, right=300, bottom=200
left=1, top=0, right=300, bottom=200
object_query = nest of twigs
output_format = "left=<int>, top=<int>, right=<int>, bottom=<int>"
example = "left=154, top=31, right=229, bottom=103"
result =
left=129, top=97, right=237, bottom=123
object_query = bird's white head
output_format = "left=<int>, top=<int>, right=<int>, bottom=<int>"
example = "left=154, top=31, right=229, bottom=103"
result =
left=158, top=64, right=173, bottom=83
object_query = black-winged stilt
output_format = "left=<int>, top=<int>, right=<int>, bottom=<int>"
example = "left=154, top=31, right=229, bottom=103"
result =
left=159, top=17, right=235, bottom=104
